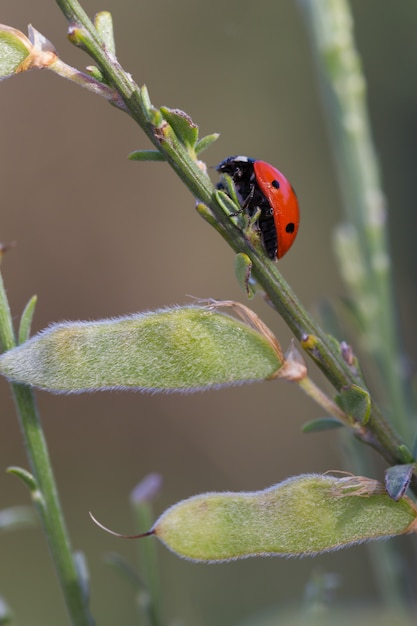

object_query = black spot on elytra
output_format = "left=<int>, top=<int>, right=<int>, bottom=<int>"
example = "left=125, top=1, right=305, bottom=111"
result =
left=271, top=179, right=280, bottom=189
left=286, top=223, right=295, bottom=233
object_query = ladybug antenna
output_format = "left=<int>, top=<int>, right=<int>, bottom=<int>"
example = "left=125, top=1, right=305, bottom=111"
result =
left=89, top=511, right=154, bottom=539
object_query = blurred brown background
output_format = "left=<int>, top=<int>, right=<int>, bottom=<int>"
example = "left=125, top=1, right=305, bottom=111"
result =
left=1, top=1, right=417, bottom=624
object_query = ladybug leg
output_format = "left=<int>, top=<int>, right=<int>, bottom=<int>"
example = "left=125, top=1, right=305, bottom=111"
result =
left=226, top=181, right=255, bottom=218
left=242, top=183, right=262, bottom=228
left=226, top=181, right=260, bottom=236
left=242, top=183, right=255, bottom=210
left=231, top=182, right=256, bottom=218
left=247, top=205, right=262, bottom=226
left=230, top=187, right=259, bottom=218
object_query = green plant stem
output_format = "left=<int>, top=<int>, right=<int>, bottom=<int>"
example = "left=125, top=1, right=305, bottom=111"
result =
left=50, top=57, right=124, bottom=105
left=132, top=500, right=161, bottom=626
left=0, top=273, right=94, bottom=626
left=300, top=1, right=417, bottom=610
left=298, top=376, right=350, bottom=425
left=300, top=0, right=413, bottom=441
left=51, top=0, right=415, bottom=477
left=11, top=386, right=94, bottom=626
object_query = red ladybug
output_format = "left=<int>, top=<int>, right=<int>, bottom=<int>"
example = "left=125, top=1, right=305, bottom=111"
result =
left=217, top=156, right=300, bottom=260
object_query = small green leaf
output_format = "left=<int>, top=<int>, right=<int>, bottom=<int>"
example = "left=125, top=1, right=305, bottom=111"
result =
left=0, top=305, right=282, bottom=393
left=128, top=150, right=165, bottom=162
left=195, top=202, right=220, bottom=231
left=195, top=133, right=219, bottom=156
left=7, top=466, right=38, bottom=492
left=385, top=464, right=414, bottom=501
left=0, top=505, right=37, bottom=532
left=144, top=474, right=417, bottom=561
left=94, top=11, right=116, bottom=55
left=336, top=384, right=371, bottom=424
left=0, top=26, right=32, bottom=79
left=214, top=189, right=245, bottom=231
left=86, top=65, right=105, bottom=81
left=302, top=417, right=343, bottom=433
left=397, top=444, right=414, bottom=464
left=139, top=85, right=154, bottom=117
left=215, top=182, right=241, bottom=213
left=235, top=253, right=255, bottom=299
left=160, top=107, right=199, bottom=149
left=18, top=295, right=37, bottom=344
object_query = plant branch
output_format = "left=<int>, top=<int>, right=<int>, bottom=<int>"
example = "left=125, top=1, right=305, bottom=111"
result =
left=50, top=0, right=413, bottom=472
left=0, top=273, right=94, bottom=626
left=300, top=0, right=414, bottom=442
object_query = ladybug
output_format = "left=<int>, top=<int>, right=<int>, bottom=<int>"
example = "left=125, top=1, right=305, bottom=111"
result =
left=217, top=156, right=300, bottom=260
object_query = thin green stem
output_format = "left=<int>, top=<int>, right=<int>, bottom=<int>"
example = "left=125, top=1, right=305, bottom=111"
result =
left=300, top=0, right=414, bottom=441
left=245, top=246, right=404, bottom=464
left=0, top=273, right=94, bottom=626
left=11, top=386, right=94, bottom=626
left=54, top=0, right=101, bottom=45
left=50, top=58, right=124, bottom=106
left=299, top=0, right=417, bottom=610
left=132, top=501, right=162, bottom=626
left=51, top=0, right=412, bottom=474
left=2, top=0, right=413, bottom=620
left=298, top=376, right=350, bottom=425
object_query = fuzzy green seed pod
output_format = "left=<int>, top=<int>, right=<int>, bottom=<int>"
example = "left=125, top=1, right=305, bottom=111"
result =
left=143, top=474, right=417, bottom=561
left=0, top=305, right=282, bottom=393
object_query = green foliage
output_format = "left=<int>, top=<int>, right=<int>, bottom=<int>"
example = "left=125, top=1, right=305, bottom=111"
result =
left=302, top=417, right=343, bottom=433
left=336, top=384, right=371, bottom=424
left=0, top=0, right=417, bottom=624
left=385, top=464, right=415, bottom=501
left=93, top=11, right=115, bottom=55
left=18, top=295, right=37, bottom=345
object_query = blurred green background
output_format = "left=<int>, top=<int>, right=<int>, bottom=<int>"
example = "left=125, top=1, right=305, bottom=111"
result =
left=1, top=1, right=417, bottom=624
